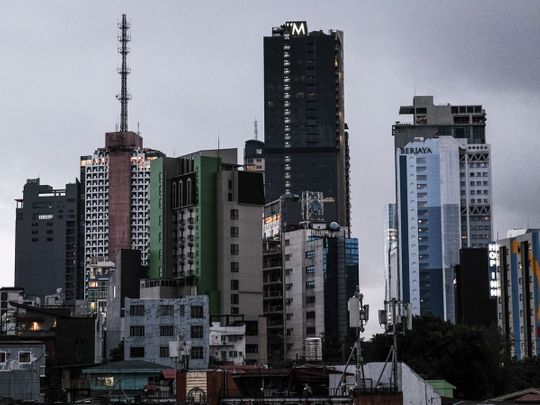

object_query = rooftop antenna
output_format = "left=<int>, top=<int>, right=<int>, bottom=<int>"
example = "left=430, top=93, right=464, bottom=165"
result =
left=253, top=118, right=258, bottom=140
left=116, top=14, right=131, bottom=132
left=217, top=131, right=221, bottom=170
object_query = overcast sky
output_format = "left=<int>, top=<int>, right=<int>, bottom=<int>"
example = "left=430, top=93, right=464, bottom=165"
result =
left=1, top=1, right=540, bottom=336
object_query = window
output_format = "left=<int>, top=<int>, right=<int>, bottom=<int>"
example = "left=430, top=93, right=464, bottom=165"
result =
left=231, top=307, right=239, bottom=314
left=179, top=180, right=184, bottom=206
left=305, top=265, right=315, bottom=274
left=159, top=305, right=174, bottom=316
left=130, top=305, right=145, bottom=316
left=231, top=262, right=239, bottom=272
left=231, top=244, right=239, bottom=255
left=186, top=179, right=192, bottom=204
left=306, top=327, right=316, bottom=335
left=230, top=227, right=239, bottom=237
left=160, top=325, right=175, bottom=336
left=306, top=311, right=316, bottom=319
left=191, top=305, right=204, bottom=319
left=230, top=209, right=239, bottom=220
left=306, top=296, right=315, bottom=304
left=191, top=346, right=204, bottom=359
left=0, top=352, right=5, bottom=363
left=191, top=325, right=204, bottom=339
left=231, top=280, right=239, bottom=290
left=231, top=294, right=239, bottom=305
left=130, top=347, right=145, bottom=358
left=97, top=377, right=115, bottom=386
left=246, top=344, right=258, bottom=353
left=305, top=250, right=315, bottom=258
left=130, top=326, right=145, bottom=337
left=160, top=346, right=170, bottom=358
left=306, top=280, right=315, bottom=289
left=245, top=321, right=258, bottom=336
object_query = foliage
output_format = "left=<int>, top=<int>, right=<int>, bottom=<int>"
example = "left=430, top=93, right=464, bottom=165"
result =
left=368, top=315, right=505, bottom=400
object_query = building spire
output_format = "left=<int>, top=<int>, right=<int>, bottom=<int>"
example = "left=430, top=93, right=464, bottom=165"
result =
left=116, top=14, right=131, bottom=132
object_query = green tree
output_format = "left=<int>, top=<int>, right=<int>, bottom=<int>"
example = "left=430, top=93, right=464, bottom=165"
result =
left=368, top=315, right=504, bottom=400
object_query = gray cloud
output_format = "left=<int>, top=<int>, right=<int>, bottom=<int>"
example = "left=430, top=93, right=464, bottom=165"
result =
left=2, top=1, right=540, bottom=336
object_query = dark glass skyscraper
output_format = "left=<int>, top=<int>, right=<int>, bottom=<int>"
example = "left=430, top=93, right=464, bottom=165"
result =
left=264, top=21, right=350, bottom=232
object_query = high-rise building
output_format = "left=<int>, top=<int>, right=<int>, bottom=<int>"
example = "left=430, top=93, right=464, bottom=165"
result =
left=264, top=21, right=350, bottom=232
left=15, top=178, right=82, bottom=303
left=262, top=192, right=358, bottom=363
left=282, top=224, right=358, bottom=361
left=393, top=96, right=491, bottom=322
left=493, top=229, right=540, bottom=360
left=148, top=149, right=267, bottom=364
left=79, top=14, right=163, bottom=299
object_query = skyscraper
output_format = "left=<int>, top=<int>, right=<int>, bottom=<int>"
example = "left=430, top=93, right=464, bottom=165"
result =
left=80, top=15, right=163, bottom=300
left=393, top=96, right=491, bottom=321
left=264, top=21, right=350, bottom=232
left=15, top=179, right=82, bottom=302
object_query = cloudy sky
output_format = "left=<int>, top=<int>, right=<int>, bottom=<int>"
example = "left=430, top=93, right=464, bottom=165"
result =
left=1, top=1, right=539, bottom=336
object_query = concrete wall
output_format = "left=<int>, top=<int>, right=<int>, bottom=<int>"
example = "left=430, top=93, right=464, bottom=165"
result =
left=0, top=342, right=46, bottom=402
left=124, top=296, right=209, bottom=369
left=330, top=362, right=441, bottom=405
left=217, top=168, right=266, bottom=364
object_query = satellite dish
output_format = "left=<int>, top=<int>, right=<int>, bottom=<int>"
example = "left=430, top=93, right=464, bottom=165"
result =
left=330, top=222, right=340, bottom=231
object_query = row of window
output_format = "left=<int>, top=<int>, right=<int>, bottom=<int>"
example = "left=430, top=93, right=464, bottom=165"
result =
left=129, top=304, right=204, bottom=318
left=129, top=324, right=205, bottom=338
left=129, top=345, right=204, bottom=359
left=0, top=351, right=31, bottom=363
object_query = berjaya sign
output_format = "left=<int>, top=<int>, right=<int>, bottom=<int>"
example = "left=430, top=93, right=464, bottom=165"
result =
left=400, top=147, right=433, bottom=155
left=285, top=21, right=308, bottom=36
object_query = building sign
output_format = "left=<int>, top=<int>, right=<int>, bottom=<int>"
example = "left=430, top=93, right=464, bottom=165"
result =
left=285, top=21, right=308, bottom=36
left=264, top=214, right=281, bottom=225
left=400, top=147, right=432, bottom=155
left=263, top=213, right=281, bottom=239
left=488, top=243, right=500, bottom=298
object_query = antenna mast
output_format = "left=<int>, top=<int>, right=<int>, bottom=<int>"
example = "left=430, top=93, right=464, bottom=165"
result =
left=116, top=14, right=131, bottom=132
left=253, top=118, right=258, bottom=140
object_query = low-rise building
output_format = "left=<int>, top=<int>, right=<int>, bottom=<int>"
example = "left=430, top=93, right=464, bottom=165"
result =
left=209, top=321, right=246, bottom=365
left=0, top=340, right=46, bottom=403
left=124, top=296, right=209, bottom=369
left=82, top=360, right=174, bottom=402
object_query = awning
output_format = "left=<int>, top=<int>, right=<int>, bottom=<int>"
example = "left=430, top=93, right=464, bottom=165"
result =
left=161, top=369, right=176, bottom=380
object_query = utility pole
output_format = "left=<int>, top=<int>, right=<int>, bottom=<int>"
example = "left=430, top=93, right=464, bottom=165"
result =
left=378, top=299, right=412, bottom=392
left=348, top=287, right=369, bottom=393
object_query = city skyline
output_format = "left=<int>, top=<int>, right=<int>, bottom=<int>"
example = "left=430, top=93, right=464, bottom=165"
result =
left=2, top=1, right=540, bottom=336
